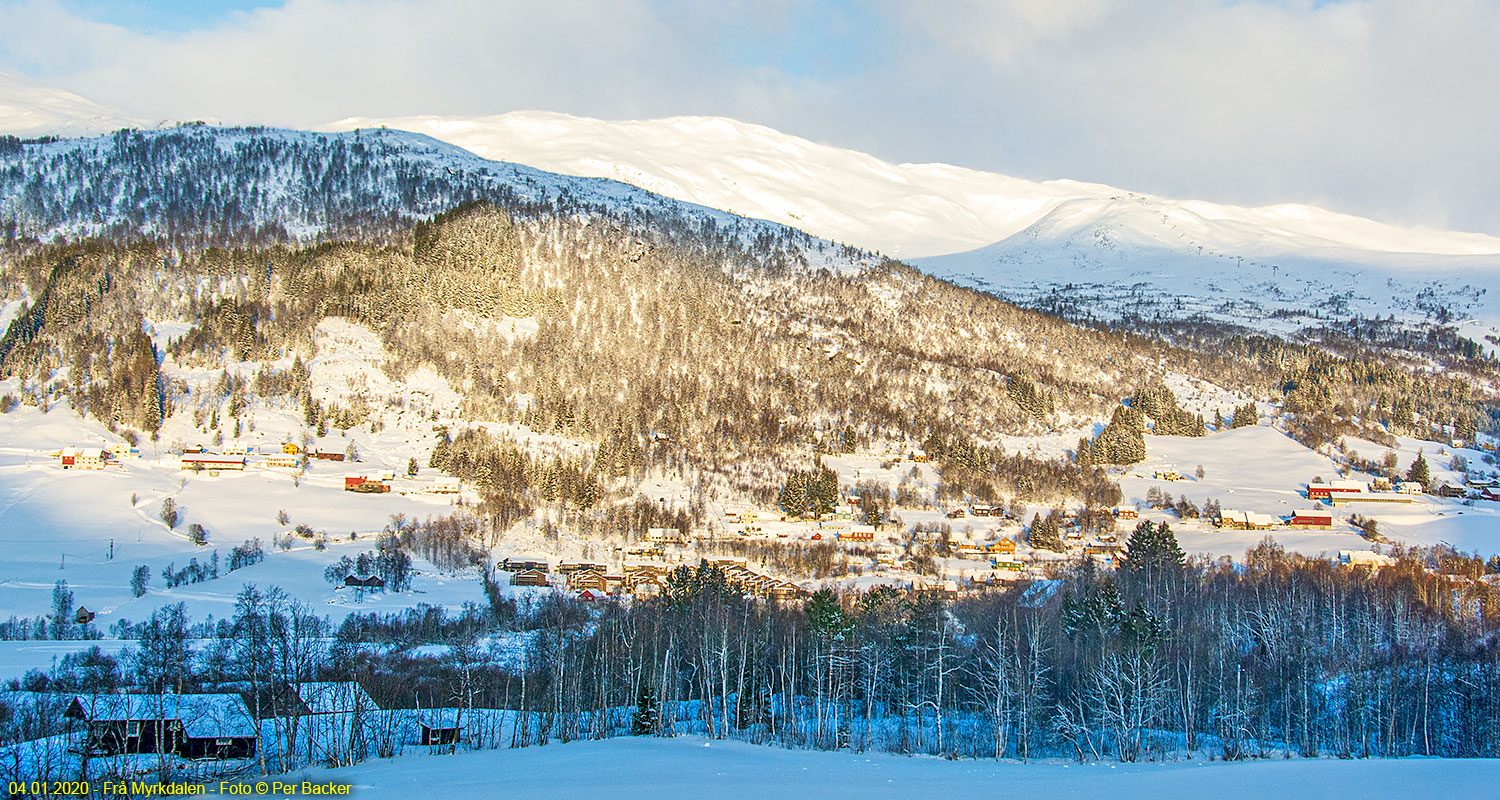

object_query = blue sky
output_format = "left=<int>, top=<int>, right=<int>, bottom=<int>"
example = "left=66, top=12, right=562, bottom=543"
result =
left=1, top=0, right=1497, bottom=236
left=53, top=0, right=284, bottom=33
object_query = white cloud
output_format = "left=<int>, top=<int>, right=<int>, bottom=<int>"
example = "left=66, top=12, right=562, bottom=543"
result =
left=1, top=0, right=1497, bottom=236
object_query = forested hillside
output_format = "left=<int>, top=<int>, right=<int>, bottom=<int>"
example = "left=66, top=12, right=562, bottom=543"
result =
left=0, top=126, right=1495, bottom=523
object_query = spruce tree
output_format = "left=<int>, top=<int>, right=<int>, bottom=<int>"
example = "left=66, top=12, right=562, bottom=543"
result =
left=1094, top=405, right=1146, bottom=465
left=1029, top=512, right=1063, bottom=552
left=779, top=472, right=807, bottom=516
left=631, top=683, right=658, bottom=735
left=1405, top=451, right=1431, bottom=489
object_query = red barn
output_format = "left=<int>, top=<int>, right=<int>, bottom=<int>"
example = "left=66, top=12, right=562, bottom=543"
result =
left=1289, top=510, right=1334, bottom=529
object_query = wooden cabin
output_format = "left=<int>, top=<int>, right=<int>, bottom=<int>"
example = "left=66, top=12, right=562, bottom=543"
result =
left=416, top=709, right=463, bottom=746
left=66, top=693, right=257, bottom=760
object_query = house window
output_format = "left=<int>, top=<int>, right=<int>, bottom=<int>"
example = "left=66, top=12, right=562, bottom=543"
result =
left=216, top=738, right=232, bottom=747
left=126, top=721, right=140, bottom=737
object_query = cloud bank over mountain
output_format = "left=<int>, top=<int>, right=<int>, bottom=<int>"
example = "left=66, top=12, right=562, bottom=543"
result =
left=0, top=0, right=1497, bottom=236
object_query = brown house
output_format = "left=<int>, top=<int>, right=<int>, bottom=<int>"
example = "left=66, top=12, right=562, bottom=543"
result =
left=511, top=569, right=550, bottom=587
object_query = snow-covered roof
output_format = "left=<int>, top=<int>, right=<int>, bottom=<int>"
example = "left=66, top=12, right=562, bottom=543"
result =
left=1018, top=579, right=1063, bottom=608
left=68, top=693, right=256, bottom=738
left=415, top=708, right=466, bottom=728
left=296, top=681, right=377, bottom=715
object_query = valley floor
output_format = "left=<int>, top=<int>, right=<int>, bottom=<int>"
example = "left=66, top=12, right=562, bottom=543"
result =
left=224, top=736, right=1500, bottom=800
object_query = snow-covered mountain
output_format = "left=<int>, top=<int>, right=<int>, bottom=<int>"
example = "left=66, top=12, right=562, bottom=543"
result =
left=327, top=111, right=1500, bottom=344
left=326, top=111, right=1500, bottom=259
left=0, top=72, right=146, bottom=138
left=916, top=192, right=1500, bottom=347
left=0, top=124, right=866, bottom=277
left=2, top=75, right=1496, bottom=342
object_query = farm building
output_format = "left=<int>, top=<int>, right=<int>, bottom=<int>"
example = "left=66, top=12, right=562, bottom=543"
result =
left=913, top=578, right=958, bottom=598
left=1329, top=491, right=1417, bottom=506
left=344, top=475, right=391, bottom=493
left=1219, top=510, right=1277, bottom=530
left=416, top=709, right=464, bottom=746
left=313, top=451, right=346, bottom=461
left=1339, top=550, right=1397, bottom=569
left=260, top=454, right=299, bottom=469
left=841, top=525, right=875, bottom=542
left=1307, top=479, right=1367, bottom=500
left=1113, top=506, right=1139, bottom=519
left=66, top=693, right=257, bottom=760
left=344, top=575, right=385, bottom=590
left=282, top=442, right=302, bottom=454
left=59, top=446, right=108, bottom=470
left=431, top=477, right=460, bottom=493
left=1398, top=481, right=1425, bottom=494
left=180, top=453, right=246, bottom=472
left=297, top=681, right=378, bottom=717
left=1288, top=510, right=1334, bottom=529
left=1154, top=466, right=1181, bottom=481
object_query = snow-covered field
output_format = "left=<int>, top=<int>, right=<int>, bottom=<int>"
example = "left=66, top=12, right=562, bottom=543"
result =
left=238, top=735, right=1500, bottom=800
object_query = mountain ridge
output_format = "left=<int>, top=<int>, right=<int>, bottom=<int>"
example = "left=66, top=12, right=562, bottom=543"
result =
left=325, top=110, right=1500, bottom=262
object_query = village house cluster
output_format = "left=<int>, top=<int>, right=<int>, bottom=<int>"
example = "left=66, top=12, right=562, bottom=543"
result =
left=52, top=441, right=462, bottom=496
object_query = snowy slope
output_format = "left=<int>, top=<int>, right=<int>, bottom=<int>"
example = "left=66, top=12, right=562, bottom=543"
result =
left=282, top=735, right=1499, bottom=800
left=325, top=112, right=1500, bottom=343
left=0, top=124, right=876, bottom=280
left=0, top=72, right=145, bottom=138
left=325, top=110, right=1105, bottom=258
left=325, top=111, right=1500, bottom=259
left=916, top=193, right=1500, bottom=345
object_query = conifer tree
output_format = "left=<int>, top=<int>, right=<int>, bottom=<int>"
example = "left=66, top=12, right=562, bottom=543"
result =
left=1405, top=451, right=1431, bottom=489
left=1029, top=512, right=1063, bottom=552
left=631, top=683, right=658, bottom=736
left=778, top=472, right=807, bottom=516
